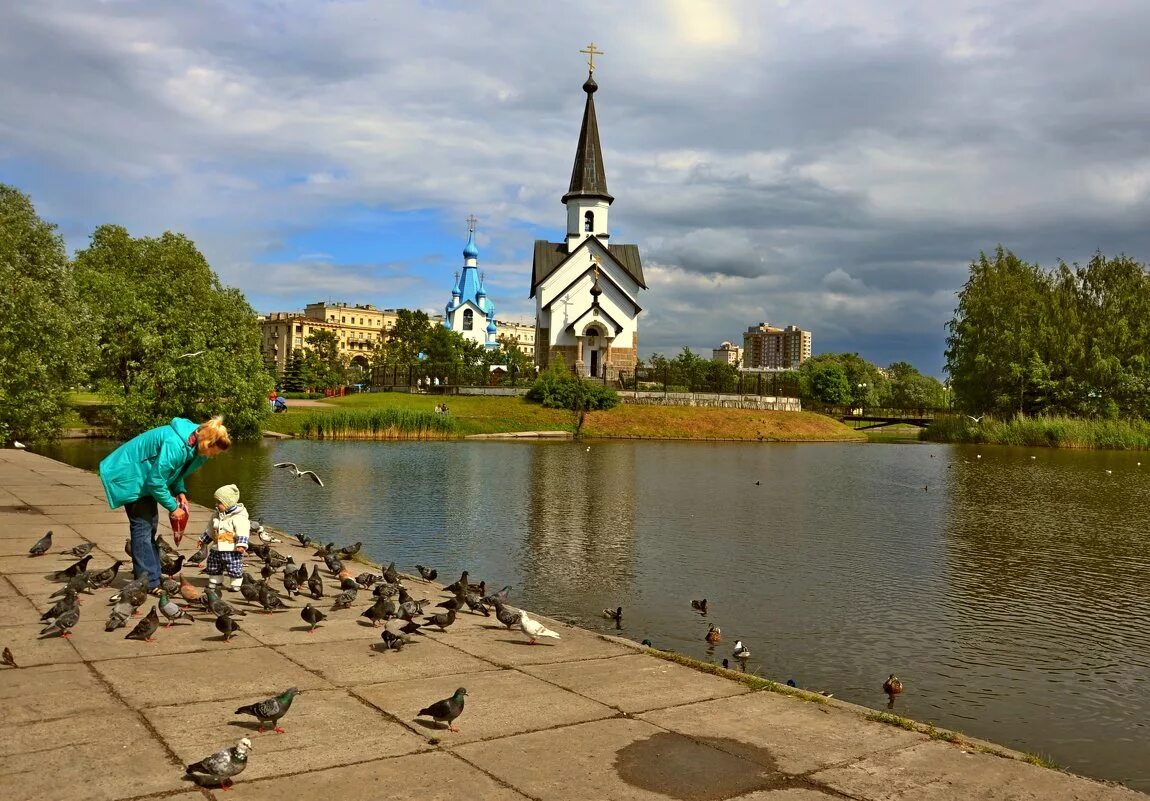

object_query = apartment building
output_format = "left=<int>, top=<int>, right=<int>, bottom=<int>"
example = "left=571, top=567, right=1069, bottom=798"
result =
left=742, top=322, right=812, bottom=370
left=712, top=340, right=742, bottom=366
left=259, top=302, right=399, bottom=375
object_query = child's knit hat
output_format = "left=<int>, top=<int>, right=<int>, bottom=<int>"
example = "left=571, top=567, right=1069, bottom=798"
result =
left=214, top=484, right=241, bottom=507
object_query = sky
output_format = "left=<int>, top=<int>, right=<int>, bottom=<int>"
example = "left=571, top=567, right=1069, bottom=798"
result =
left=4, top=1, right=1150, bottom=376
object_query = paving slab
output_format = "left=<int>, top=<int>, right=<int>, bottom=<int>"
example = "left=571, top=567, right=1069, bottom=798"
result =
left=92, top=644, right=333, bottom=707
left=812, top=740, right=1146, bottom=801
left=0, top=622, right=83, bottom=667
left=728, top=791, right=843, bottom=800
left=0, top=532, right=94, bottom=557
left=0, top=576, right=17, bottom=598
left=145, top=688, right=429, bottom=781
left=0, top=546, right=120, bottom=575
left=354, top=667, right=617, bottom=743
left=453, top=716, right=783, bottom=801
left=0, top=594, right=41, bottom=627
left=639, top=690, right=925, bottom=776
left=0, top=709, right=185, bottom=801
left=426, top=614, right=635, bottom=665
left=274, top=634, right=500, bottom=686
left=238, top=603, right=389, bottom=646
left=0, top=663, right=124, bottom=724
left=234, top=751, right=531, bottom=800
left=6, top=488, right=89, bottom=507
left=65, top=614, right=265, bottom=661
left=524, top=653, right=749, bottom=713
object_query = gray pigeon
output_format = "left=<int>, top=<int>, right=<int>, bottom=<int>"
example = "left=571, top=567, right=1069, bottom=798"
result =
left=28, top=530, right=53, bottom=556
left=415, top=564, right=437, bottom=581
left=125, top=605, right=160, bottom=642
left=186, top=543, right=209, bottom=566
left=257, top=582, right=288, bottom=613
left=493, top=600, right=522, bottom=630
left=46, top=554, right=92, bottom=582
left=361, top=596, right=394, bottom=627
left=61, top=542, right=94, bottom=558
left=49, top=572, right=92, bottom=600
left=40, top=589, right=78, bottom=622
left=417, top=687, right=467, bottom=731
left=159, top=591, right=194, bottom=627
left=88, top=560, right=125, bottom=589
left=215, top=614, right=241, bottom=642
left=235, top=687, right=299, bottom=733
left=39, top=604, right=80, bottom=638
left=1, top=647, right=15, bottom=668
left=382, top=561, right=400, bottom=584
left=423, top=608, right=456, bottom=632
left=307, top=567, right=324, bottom=599
left=330, top=586, right=357, bottom=611
left=184, top=737, right=253, bottom=789
left=300, top=603, right=326, bottom=633
left=206, top=587, right=246, bottom=618
left=105, top=600, right=134, bottom=631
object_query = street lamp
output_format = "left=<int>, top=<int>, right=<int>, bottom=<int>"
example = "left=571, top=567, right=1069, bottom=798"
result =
left=857, top=382, right=868, bottom=415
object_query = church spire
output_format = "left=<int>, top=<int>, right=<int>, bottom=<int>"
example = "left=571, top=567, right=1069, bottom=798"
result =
left=562, top=43, right=613, bottom=206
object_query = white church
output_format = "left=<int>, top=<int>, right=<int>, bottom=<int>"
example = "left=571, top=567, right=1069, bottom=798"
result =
left=530, top=51, right=646, bottom=380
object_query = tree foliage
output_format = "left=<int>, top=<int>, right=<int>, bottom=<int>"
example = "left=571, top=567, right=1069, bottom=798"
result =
left=0, top=186, right=91, bottom=443
left=300, top=329, right=346, bottom=390
left=946, top=247, right=1150, bottom=418
left=527, top=365, right=619, bottom=411
left=73, top=225, right=271, bottom=439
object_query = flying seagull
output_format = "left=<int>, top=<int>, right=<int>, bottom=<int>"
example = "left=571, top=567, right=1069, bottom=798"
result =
left=966, top=415, right=984, bottom=423
left=273, top=463, right=324, bottom=486
left=178, top=350, right=207, bottom=358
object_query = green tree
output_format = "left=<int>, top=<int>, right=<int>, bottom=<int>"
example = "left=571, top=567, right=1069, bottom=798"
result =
left=0, top=186, right=91, bottom=443
left=302, top=329, right=346, bottom=390
left=805, top=362, right=852, bottom=404
left=73, top=225, right=271, bottom=439
left=377, top=309, right=432, bottom=366
left=281, top=349, right=305, bottom=393
left=887, top=361, right=946, bottom=409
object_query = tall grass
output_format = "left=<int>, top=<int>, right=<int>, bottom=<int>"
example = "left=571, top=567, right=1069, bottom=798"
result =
left=296, top=409, right=455, bottom=440
left=923, top=413, right=1150, bottom=449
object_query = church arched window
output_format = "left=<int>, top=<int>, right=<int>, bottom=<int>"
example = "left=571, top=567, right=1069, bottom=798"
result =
left=463, top=309, right=474, bottom=331
left=584, top=211, right=594, bottom=232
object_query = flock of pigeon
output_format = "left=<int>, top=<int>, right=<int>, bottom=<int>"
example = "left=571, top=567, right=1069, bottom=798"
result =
left=9, top=522, right=566, bottom=790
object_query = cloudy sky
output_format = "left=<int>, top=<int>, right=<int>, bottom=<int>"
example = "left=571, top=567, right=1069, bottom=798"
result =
left=4, top=0, right=1150, bottom=375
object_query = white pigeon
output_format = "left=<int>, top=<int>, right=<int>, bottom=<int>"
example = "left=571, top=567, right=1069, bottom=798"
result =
left=251, top=520, right=281, bottom=544
left=518, top=611, right=561, bottom=645
left=732, top=640, right=750, bottom=660
left=12, top=440, right=25, bottom=449
left=273, top=462, right=324, bottom=486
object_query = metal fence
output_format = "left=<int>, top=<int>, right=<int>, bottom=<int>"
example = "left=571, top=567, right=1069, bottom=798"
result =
left=368, top=363, right=537, bottom=391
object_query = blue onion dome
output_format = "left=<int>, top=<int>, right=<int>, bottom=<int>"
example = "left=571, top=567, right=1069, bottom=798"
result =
left=463, top=230, right=479, bottom=260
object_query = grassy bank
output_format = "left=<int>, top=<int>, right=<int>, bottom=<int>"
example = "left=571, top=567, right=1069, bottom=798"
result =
left=922, top=413, right=1150, bottom=449
left=261, top=393, right=864, bottom=442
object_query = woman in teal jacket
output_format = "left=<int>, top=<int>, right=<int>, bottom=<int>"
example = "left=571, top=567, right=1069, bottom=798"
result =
left=100, top=416, right=231, bottom=590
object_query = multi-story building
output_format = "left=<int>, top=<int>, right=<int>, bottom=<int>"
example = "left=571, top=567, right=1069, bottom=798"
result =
left=712, top=341, right=742, bottom=366
left=259, top=302, right=398, bottom=375
left=496, top=319, right=536, bottom=360
left=742, top=322, right=812, bottom=370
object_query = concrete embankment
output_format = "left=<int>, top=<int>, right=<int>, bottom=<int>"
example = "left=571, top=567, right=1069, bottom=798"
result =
left=0, top=448, right=1142, bottom=801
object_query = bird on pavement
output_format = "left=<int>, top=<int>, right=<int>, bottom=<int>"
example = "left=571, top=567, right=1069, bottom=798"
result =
left=46, top=554, right=91, bottom=582
left=39, top=604, right=80, bottom=638
left=424, top=608, right=457, bottom=632
left=184, top=737, right=252, bottom=789
left=88, top=560, right=125, bottom=589
left=415, top=564, right=438, bottom=581
left=235, top=687, right=299, bottom=733
left=40, top=589, right=78, bottom=622
left=273, top=462, right=324, bottom=486
left=125, top=605, right=161, bottom=642
left=518, top=611, right=560, bottom=645
left=307, top=567, right=324, bottom=599
left=178, top=574, right=204, bottom=605
left=60, top=542, right=94, bottom=558
left=300, top=604, right=326, bottom=634
left=417, top=687, right=467, bottom=732
left=1, top=646, right=15, bottom=668
left=28, top=530, right=53, bottom=556
left=493, top=601, right=522, bottom=630
left=215, top=614, right=241, bottom=642
left=330, top=586, right=358, bottom=611
left=105, top=599, right=134, bottom=631
left=158, top=591, right=195, bottom=627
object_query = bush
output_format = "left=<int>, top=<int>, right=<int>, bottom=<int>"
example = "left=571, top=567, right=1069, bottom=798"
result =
left=527, top=368, right=619, bottom=411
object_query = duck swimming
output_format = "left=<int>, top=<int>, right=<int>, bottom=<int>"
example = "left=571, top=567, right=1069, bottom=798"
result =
left=883, top=674, right=903, bottom=696
left=732, top=640, right=750, bottom=660
left=705, top=624, right=721, bottom=644
left=602, top=606, right=623, bottom=622
left=691, top=598, right=708, bottom=614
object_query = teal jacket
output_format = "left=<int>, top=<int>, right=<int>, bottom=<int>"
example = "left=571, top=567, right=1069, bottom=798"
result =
left=99, top=418, right=207, bottom=512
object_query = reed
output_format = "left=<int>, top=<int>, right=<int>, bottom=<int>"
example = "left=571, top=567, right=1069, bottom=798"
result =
left=295, top=408, right=455, bottom=440
left=922, top=413, right=1150, bottom=450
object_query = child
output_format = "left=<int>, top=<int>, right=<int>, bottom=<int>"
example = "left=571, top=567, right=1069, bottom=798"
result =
left=198, top=484, right=250, bottom=592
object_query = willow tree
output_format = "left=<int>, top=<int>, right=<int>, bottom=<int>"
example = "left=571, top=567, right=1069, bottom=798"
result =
left=0, top=185, right=91, bottom=443
left=73, top=225, right=271, bottom=439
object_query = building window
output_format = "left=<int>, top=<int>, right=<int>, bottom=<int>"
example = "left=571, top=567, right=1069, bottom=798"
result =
left=463, top=309, right=474, bottom=331
left=584, top=211, right=594, bottom=232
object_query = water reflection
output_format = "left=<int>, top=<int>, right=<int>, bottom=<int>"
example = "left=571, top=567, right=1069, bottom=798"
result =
left=31, top=438, right=1150, bottom=792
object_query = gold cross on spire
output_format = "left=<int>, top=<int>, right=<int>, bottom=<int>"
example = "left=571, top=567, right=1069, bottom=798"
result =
left=466, top=214, right=478, bottom=232
left=580, top=42, right=604, bottom=73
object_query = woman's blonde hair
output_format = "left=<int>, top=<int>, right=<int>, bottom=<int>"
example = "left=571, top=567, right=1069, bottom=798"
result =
left=195, top=416, right=231, bottom=455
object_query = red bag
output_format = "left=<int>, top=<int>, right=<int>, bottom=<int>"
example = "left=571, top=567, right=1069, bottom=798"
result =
left=169, top=500, right=190, bottom=545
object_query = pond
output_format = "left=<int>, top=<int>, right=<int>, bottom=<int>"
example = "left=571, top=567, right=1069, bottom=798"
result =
left=35, top=437, right=1150, bottom=791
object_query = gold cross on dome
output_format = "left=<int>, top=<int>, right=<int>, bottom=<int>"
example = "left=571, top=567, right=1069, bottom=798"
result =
left=466, top=214, right=478, bottom=232
left=580, top=42, right=604, bottom=73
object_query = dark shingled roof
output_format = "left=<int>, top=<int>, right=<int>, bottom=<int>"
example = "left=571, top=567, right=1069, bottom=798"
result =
left=562, top=75, right=613, bottom=205
left=530, top=239, right=646, bottom=298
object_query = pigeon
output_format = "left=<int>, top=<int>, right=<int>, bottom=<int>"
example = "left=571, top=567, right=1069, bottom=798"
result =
left=282, top=569, right=300, bottom=598
left=46, top=554, right=92, bottom=582
left=88, top=560, right=125, bottom=589
left=415, top=564, right=437, bottom=581
left=257, top=582, right=288, bottom=613
left=481, top=585, right=511, bottom=605
left=49, top=572, right=92, bottom=600
left=417, top=687, right=467, bottom=732
left=379, top=629, right=406, bottom=651
left=338, top=541, right=362, bottom=558
left=493, top=601, right=521, bottom=630
left=443, top=571, right=469, bottom=594
left=691, top=598, right=708, bottom=614
left=312, top=543, right=335, bottom=558
left=239, top=578, right=262, bottom=604
left=361, top=596, right=394, bottom=627
left=185, top=543, right=209, bottom=566
left=307, top=567, right=324, bottom=599
left=39, top=604, right=80, bottom=638
left=160, top=554, right=184, bottom=578
left=398, top=598, right=425, bottom=621
left=206, top=588, right=247, bottom=617
left=382, top=561, right=400, bottom=584
left=235, top=687, right=299, bottom=733
left=294, top=532, right=312, bottom=547
left=61, top=542, right=94, bottom=558
left=184, top=737, right=252, bottom=789
left=28, top=530, right=53, bottom=556
left=108, top=577, right=147, bottom=606
left=178, top=574, right=203, bottom=604
left=323, top=554, right=343, bottom=576
left=518, top=611, right=560, bottom=645
left=265, top=548, right=291, bottom=568
left=602, top=606, right=623, bottom=623
left=300, top=604, right=326, bottom=634
left=161, top=576, right=181, bottom=596
left=215, top=614, right=241, bottom=642
left=883, top=674, right=904, bottom=696
left=41, top=589, right=79, bottom=621
left=156, top=535, right=180, bottom=558
left=330, top=586, right=357, bottom=610
left=354, top=572, right=380, bottom=587
left=105, top=600, right=134, bottom=631
left=732, top=640, right=750, bottom=660
left=159, top=591, right=195, bottom=627
left=125, top=605, right=160, bottom=642
left=295, top=563, right=309, bottom=585
left=273, top=462, right=324, bottom=486
left=384, top=617, right=421, bottom=638
left=423, top=608, right=456, bottom=632
left=1, top=647, right=15, bottom=668
left=252, top=520, right=281, bottom=544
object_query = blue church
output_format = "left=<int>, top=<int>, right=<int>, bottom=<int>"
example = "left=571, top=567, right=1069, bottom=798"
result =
left=443, top=216, right=497, bottom=349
